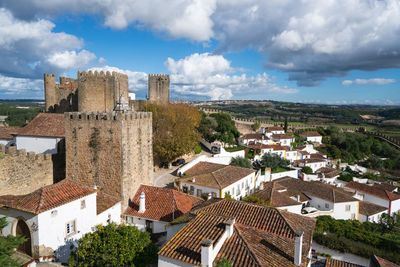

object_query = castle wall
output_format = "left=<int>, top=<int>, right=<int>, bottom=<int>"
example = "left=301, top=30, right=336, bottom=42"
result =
left=148, top=74, right=170, bottom=104
left=0, top=145, right=53, bottom=196
left=78, top=71, right=129, bottom=113
left=44, top=74, right=78, bottom=113
left=65, top=111, right=153, bottom=209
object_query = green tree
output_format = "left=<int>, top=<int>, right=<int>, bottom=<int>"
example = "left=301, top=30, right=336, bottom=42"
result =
left=251, top=120, right=261, bottom=132
left=301, top=166, right=313, bottom=174
left=0, top=218, right=25, bottom=267
left=215, top=258, right=232, bottom=267
left=73, top=223, right=157, bottom=267
left=230, top=156, right=252, bottom=169
left=261, top=154, right=289, bottom=171
left=284, top=117, right=288, bottom=132
left=208, top=113, right=240, bottom=145
left=144, top=103, right=201, bottom=163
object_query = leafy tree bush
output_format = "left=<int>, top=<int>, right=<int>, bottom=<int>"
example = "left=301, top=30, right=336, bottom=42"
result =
left=144, top=103, right=201, bottom=163
left=199, top=112, right=239, bottom=145
left=230, top=156, right=252, bottom=169
left=224, top=192, right=233, bottom=200
left=194, top=144, right=202, bottom=154
left=261, top=154, right=289, bottom=172
left=215, top=258, right=232, bottom=267
left=301, top=166, right=313, bottom=174
left=0, top=217, right=25, bottom=267
left=251, top=121, right=261, bottom=131
left=72, top=223, right=157, bottom=267
left=242, top=195, right=270, bottom=207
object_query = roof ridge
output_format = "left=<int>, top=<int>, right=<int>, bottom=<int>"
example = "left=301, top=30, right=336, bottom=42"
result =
left=210, top=171, right=223, bottom=189
left=35, top=187, right=46, bottom=214
left=275, top=208, right=298, bottom=237
left=233, top=225, right=263, bottom=267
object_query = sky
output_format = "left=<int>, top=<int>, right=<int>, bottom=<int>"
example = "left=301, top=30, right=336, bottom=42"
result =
left=0, top=0, right=399, bottom=105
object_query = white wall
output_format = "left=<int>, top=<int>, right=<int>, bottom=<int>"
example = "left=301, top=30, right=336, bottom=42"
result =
left=38, top=193, right=97, bottom=263
left=306, top=136, right=322, bottom=144
left=308, top=196, right=334, bottom=212
left=277, top=204, right=302, bottom=215
left=220, top=173, right=255, bottom=200
left=302, top=174, right=319, bottom=182
left=271, top=169, right=298, bottom=181
left=306, top=161, right=327, bottom=173
left=180, top=182, right=220, bottom=198
left=0, top=139, right=13, bottom=146
left=333, top=201, right=359, bottom=220
left=16, top=136, right=62, bottom=154
left=126, top=216, right=168, bottom=234
left=96, top=202, right=121, bottom=226
left=158, top=256, right=194, bottom=267
left=359, top=210, right=387, bottom=223
left=391, top=199, right=400, bottom=215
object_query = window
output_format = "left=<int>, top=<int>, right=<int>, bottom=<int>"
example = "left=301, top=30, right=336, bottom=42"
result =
left=182, top=186, right=188, bottom=193
left=80, top=200, right=86, bottom=209
left=212, top=192, right=217, bottom=198
left=345, top=205, right=351, bottom=211
left=196, top=189, right=203, bottom=197
left=51, top=210, right=58, bottom=217
left=189, top=186, right=194, bottom=195
left=325, top=203, right=329, bottom=209
left=236, top=185, right=240, bottom=196
left=66, top=220, right=76, bottom=236
left=351, top=213, right=356, bottom=220
left=241, top=182, right=244, bottom=189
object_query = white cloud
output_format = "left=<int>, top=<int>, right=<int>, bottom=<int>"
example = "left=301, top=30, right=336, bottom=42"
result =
left=166, top=53, right=297, bottom=100
left=0, top=75, right=43, bottom=96
left=0, top=8, right=97, bottom=79
left=342, top=78, right=396, bottom=86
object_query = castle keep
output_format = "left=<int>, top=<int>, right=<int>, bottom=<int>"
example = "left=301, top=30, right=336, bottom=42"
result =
left=44, top=71, right=129, bottom=113
left=148, top=74, right=170, bottom=103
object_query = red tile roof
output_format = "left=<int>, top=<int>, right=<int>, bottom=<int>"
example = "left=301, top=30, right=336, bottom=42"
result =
left=266, top=126, right=284, bottom=132
left=324, top=258, right=364, bottom=267
left=316, top=167, right=341, bottom=178
left=254, top=182, right=302, bottom=207
left=0, top=179, right=96, bottom=214
left=96, top=191, right=120, bottom=215
left=300, top=131, right=322, bottom=137
left=359, top=201, right=387, bottom=216
left=159, top=199, right=316, bottom=267
left=0, top=127, right=19, bottom=140
left=180, top=162, right=255, bottom=189
left=370, top=255, right=400, bottom=267
left=240, top=133, right=265, bottom=140
left=247, top=143, right=290, bottom=151
left=272, top=134, right=293, bottom=140
left=124, top=185, right=203, bottom=222
left=345, top=182, right=400, bottom=201
left=17, top=113, right=65, bottom=138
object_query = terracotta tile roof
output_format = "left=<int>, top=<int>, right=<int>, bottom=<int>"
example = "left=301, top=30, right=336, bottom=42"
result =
left=266, top=126, right=284, bottom=132
left=124, top=185, right=203, bottom=222
left=180, top=162, right=255, bottom=189
left=254, top=182, right=302, bottom=207
left=0, top=127, right=19, bottom=140
left=310, top=153, right=327, bottom=160
left=345, top=182, right=400, bottom=201
left=301, top=131, right=322, bottom=137
left=324, top=258, right=364, bottom=267
left=0, top=179, right=96, bottom=214
left=159, top=199, right=316, bottom=267
left=272, top=134, right=293, bottom=140
left=17, top=113, right=65, bottom=138
left=359, top=201, right=387, bottom=216
left=316, top=167, right=341, bottom=178
left=240, top=133, right=265, bottom=140
left=96, top=191, right=120, bottom=215
left=294, top=158, right=327, bottom=165
left=248, top=143, right=290, bottom=151
left=272, top=177, right=358, bottom=203
left=371, top=255, right=400, bottom=267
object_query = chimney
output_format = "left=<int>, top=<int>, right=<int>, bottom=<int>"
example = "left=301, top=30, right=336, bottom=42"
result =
left=139, top=192, right=146, bottom=213
left=207, top=192, right=212, bottom=200
left=224, top=218, right=235, bottom=237
left=201, top=239, right=213, bottom=267
left=296, top=195, right=300, bottom=202
left=294, top=231, right=303, bottom=266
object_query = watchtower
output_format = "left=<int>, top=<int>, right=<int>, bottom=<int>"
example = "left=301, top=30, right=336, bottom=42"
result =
left=148, top=74, right=170, bottom=104
left=44, top=74, right=78, bottom=113
left=64, top=111, right=153, bottom=210
left=78, top=71, right=129, bottom=112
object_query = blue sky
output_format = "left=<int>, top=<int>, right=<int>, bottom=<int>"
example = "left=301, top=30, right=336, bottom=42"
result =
left=0, top=1, right=399, bottom=105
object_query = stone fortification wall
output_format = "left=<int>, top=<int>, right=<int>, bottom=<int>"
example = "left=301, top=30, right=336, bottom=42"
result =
left=44, top=74, right=78, bottom=113
left=0, top=145, right=53, bottom=196
left=78, top=71, right=129, bottom=113
left=148, top=74, right=170, bottom=104
left=65, top=111, right=153, bottom=209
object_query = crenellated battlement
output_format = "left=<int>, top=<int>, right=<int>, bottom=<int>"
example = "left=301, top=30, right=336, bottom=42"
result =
left=0, top=145, right=52, bottom=161
left=148, top=73, right=169, bottom=79
left=65, top=111, right=151, bottom=121
left=78, top=70, right=128, bottom=80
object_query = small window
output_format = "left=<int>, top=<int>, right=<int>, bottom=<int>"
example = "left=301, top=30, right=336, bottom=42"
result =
left=51, top=210, right=58, bottom=217
left=345, top=205, right=351, bottom=211
left=182, top=186, right=188, bottom=193
left=196, top=189, right=203, bottom=197
left=66, top=220, right=76, bottom=237
left=325, top=203, right=329, bottom=209
left=80, top=200, right=86, bottom=209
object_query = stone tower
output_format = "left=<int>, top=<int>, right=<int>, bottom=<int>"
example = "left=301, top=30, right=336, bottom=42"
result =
left=64, top=111, right=153, bottom=210
left=44, top=74, right=78, bottom=113
left=148, top=74, right=170, bottom=104
left=78, top=71, right=129, bottom=112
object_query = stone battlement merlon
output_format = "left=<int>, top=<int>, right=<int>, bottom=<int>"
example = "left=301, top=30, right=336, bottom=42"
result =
left=78, top=70, right=128, bottom=80
left=148, top=74, right=170, bottom=78
left=0, top=145, right=52, bottom=161
left=65, top=111, right=151, bottom=121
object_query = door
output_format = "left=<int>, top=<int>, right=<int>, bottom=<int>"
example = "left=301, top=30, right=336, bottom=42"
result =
left=16, top=219, right=32, bottom=256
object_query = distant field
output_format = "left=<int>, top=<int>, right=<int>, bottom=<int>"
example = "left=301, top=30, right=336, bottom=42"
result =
left=0, top=101, right=42, bottom=127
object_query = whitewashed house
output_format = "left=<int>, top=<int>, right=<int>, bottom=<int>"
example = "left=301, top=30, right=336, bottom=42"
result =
left=300, top=131, right=323, bottom=144
left=294, top=158, right=327, bottom=173
left=238, top=133, right=269, bottom=146
left=123, top=185, right=202, bottom=234
left=358, top=201, right=387, bottom=223
left=0, top=179, right=121, bottom=263
left=178, top=162, right=256, bottom=200
left=271, top=134, right=294, bottom=146
left=15, top=113, right=65, bottom=154
left=345, top=181, right=400, bottom=215
left=315, top=167, right=341, bottom=184
left=264, top=126, right=285, bottom=138
left=0, top=127, right=18, bottom=146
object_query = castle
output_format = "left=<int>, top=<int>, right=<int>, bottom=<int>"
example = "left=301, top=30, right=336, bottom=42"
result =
left=43, top=70, right=167, bottom=209
left=44, top=71, right=170, bottom=113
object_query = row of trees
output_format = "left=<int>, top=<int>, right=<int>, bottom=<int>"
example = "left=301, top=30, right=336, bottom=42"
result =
left=198, top=112, right=240, bottom=145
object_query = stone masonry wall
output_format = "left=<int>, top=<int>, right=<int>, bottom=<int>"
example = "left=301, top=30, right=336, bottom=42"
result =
left=148, top=74, right=170, bottom=104
left=0, top=145, right=53, bottom=196
left=65, top=111, right=153, bottom=210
